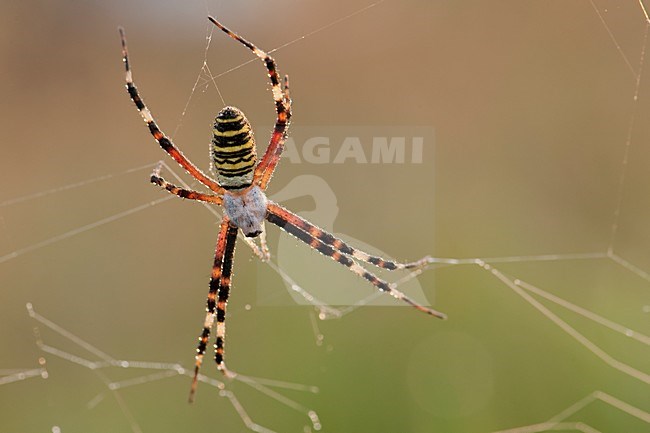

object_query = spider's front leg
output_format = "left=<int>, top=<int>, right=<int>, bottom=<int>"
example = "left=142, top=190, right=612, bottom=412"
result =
left=119, top=27, right=224, bottom=195
left=207, top=17, right=292, bottom=191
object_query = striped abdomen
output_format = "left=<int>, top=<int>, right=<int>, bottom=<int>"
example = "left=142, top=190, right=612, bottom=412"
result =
left=212, top=106, right=257, bottom=190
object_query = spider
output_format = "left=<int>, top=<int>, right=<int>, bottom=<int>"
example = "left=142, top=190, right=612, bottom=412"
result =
left=119, top=16, right=446, bottom=402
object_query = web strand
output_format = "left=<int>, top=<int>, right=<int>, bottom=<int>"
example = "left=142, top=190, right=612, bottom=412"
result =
left=588, top=0, right=638, bottom=78
left=607, top=18, right=650, bottom=254
left=201, top=0, right=386, bottom=80
left=25, top=304, right=321, bottom=433
left=492, top=390, right=650, bottom=433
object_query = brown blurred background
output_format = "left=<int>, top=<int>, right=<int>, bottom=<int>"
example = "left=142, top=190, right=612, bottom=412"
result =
left=1, top=0, right=650, bottom=432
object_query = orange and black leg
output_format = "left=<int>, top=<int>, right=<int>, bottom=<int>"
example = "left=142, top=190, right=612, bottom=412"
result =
left=214, top=222, right=238, bottom=378
left=267, top=202, right=431, bottom=271
left=189, top=218, right=234, bottom=402
left=265, top=204, right=446, bottom=319
left=119, top=27, right=224, bottom=194
left=210, top=224, right=238, bottom=376
left=150, top=165, right=223, bottom=205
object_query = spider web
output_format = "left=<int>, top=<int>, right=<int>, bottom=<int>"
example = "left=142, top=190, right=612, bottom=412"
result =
left=2, top=0, right=650, bottom=432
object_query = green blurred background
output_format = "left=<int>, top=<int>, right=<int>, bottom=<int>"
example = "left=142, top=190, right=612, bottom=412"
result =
left=2, top=0, right=650, bottom=432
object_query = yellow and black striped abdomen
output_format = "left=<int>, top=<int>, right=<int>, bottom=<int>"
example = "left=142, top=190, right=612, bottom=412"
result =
left=212, top=106, right=257, bottom=190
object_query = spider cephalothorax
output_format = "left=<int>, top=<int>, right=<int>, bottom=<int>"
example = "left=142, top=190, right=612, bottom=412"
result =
left=223, top=185, right=267, bottom=238
left=120, top=16, right=445, bottom=403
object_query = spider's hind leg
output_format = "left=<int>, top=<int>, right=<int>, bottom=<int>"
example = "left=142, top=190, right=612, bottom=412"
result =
left=214, top=223, right=238, bottom=377
left=189, top=219, right=238, bottom=402
left=265, top=203, right=446, bottom=319
left=267, top=202, right=432, bottom=271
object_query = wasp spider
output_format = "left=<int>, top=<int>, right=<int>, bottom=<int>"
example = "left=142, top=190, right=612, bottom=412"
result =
left=119, top=17, right=446, bottom=402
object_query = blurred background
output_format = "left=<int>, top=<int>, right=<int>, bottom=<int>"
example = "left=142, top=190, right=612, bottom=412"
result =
left=2, top=0, right=650, bottom=432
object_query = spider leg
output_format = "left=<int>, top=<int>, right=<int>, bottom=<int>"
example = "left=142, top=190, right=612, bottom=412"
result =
left=119, top=27, right=224, bottom=194
left=189, top=218, right=236, bottom=402
left=256, top=70, right=292, bottom=190
left=214, top=223, right=238, bottom=378
left=267, top=202, right=431, bottom=270
left=266, top=207, right=446, bottom=319
left=150, top=165, right=223, bottom=205
left=207, top=17, right=291, bottom=190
